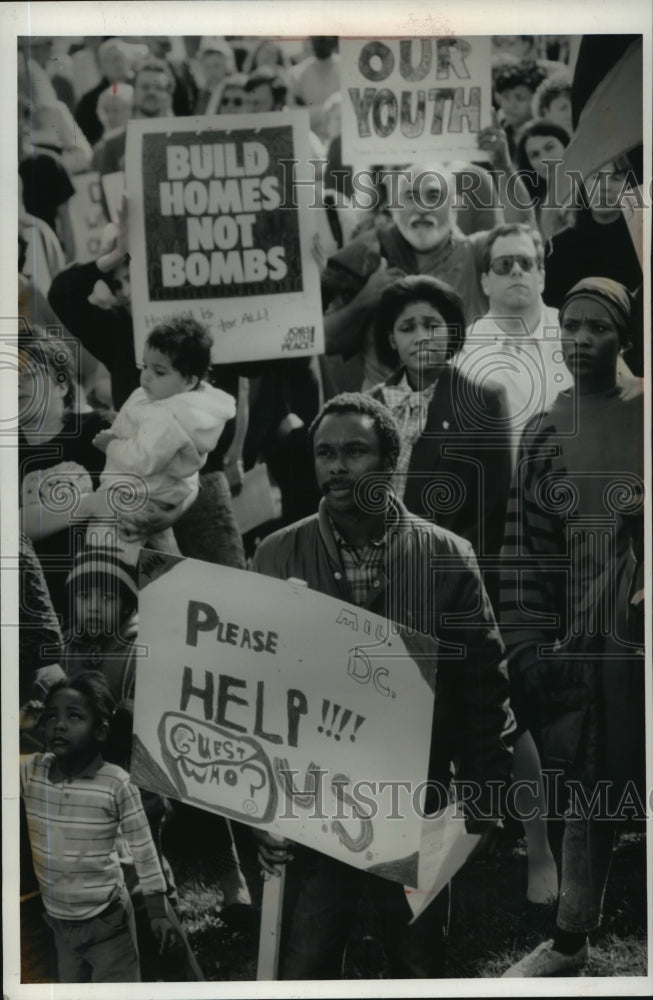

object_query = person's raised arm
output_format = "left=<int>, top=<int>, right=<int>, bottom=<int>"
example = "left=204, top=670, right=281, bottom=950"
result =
left=48, top=198, right=130, bottom=353
left=222, top=376, right=249, bottom=494
left=477, top=117, right=536, bottom=228
left=323, top=260, right=405, bottom=356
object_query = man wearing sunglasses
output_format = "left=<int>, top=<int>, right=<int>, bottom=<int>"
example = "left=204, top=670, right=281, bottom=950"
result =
left=456, top=223, right=572, bottom=462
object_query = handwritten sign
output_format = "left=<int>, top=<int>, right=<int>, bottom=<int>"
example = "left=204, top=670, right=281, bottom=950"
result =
left=126, top=111, right=324, bottom=364
left=131, top=552, right=437, bottom=886
left=67, top=172, right=109, bottom=262
left=341, top=37, right=492, bottom=164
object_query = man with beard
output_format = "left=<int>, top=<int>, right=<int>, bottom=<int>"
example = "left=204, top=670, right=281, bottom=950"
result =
left=320, top=165, right=489, bottom=394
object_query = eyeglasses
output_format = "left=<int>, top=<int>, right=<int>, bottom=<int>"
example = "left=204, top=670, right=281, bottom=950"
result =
left=488, top=255, right=540, bottom=275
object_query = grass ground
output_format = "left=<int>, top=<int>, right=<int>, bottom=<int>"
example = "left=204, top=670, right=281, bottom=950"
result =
left=166, top=816, right=648, bottom=981
left=20, top=816, right=647, bottom=983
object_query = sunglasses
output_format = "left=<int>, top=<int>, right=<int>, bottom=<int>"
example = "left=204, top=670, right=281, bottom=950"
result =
left=221, top=96, right=244, bottom=108
left=488, top=255, right=540, bottom=275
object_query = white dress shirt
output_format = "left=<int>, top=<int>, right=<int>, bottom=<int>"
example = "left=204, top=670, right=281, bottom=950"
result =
left=455, top=302, right=573, bottom=462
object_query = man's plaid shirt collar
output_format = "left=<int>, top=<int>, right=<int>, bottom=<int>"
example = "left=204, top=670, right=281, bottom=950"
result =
left=329, top=518, right=388, bottom=607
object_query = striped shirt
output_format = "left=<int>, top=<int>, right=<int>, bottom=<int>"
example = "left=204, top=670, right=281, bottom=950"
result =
left=499, top=380, right=644, bottom=670
left=20, top=752, right=166, bottom=920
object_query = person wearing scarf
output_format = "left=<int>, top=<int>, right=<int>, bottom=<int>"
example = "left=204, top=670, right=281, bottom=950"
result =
left=501, top=277, right=645, bottom=976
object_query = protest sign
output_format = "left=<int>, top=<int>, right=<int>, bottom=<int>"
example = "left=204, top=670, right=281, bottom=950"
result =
left=131, top=551, right=437, bottom=887
left=126, top=111, right=324, bottom=365
left=230, top=462, right=279, bottom=535
left=341, top=36, right=492, bottom=164
left=405, top=806, right=481, bottom=922
left=67, top=172, right=109, bottom=262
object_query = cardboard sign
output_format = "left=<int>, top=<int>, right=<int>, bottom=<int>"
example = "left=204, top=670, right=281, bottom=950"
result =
left=67, top=171, right=109, bottom=262
left=341, top=36, right=492, bottom=164
left=230, top=463, right=279, bottom=535
left=131, top=552, right=437, bottom=887
left=126, top=111, right=324, bottom=365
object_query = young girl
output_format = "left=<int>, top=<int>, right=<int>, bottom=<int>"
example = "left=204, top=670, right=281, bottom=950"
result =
left=90, top=316, right=235, bottom=559
left=20, top=672, right=178, bottom=982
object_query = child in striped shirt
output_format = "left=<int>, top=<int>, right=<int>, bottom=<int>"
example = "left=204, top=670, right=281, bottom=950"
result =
left=20, top=671, right=179, bottom=982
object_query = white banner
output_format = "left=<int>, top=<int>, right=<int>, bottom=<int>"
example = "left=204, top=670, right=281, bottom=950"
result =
left=131, top=552, right=437, bottom=887
left=341, top=36, right=492, bottom=164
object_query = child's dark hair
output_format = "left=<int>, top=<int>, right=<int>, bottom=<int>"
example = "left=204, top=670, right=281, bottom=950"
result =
left=45, top=672, right=117, bottom=728
left=146, top=316, right=212, bottom=386
left=245, top=65, right=288, bottom=107
left=493, top=60, right=547, bottom=96
left=514, top=118, right=570, bottom=175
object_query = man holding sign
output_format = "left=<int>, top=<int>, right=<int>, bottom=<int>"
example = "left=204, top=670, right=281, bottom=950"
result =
left=251, top=392, right=515, bottom=978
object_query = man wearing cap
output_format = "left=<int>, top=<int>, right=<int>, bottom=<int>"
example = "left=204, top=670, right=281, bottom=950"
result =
left=500, top=277, right=645, bottom=976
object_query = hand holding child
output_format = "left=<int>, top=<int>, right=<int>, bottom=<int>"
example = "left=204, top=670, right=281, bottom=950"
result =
left=477, top=110, right=512, bottom=170
left=93, top=429, right=117, bottom=453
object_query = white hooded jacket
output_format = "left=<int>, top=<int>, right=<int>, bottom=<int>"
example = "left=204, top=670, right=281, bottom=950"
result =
left=101, top=384, right=235, bottom=508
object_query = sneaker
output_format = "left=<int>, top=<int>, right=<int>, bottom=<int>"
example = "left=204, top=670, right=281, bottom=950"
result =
left=502, top=939, right=589, bottom=977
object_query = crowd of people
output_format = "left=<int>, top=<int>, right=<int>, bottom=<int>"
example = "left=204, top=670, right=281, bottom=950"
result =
left=13, top=31, right=646, bottom=984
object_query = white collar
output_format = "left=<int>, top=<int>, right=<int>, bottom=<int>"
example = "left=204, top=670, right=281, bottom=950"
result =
left=467, top=302, right=559, bottom=345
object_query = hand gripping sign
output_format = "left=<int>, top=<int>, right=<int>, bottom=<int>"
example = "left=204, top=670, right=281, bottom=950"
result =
left=131, top=551, right=437, bottom=887
left=126, top=109, right=324, bottom=365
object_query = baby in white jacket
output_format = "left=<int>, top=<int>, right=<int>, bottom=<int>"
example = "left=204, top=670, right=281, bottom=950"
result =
left=90, top=317, right=235, bottom=560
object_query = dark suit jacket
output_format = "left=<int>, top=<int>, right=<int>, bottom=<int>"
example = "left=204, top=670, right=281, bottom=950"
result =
left=372, top=365, right=512, bottom=559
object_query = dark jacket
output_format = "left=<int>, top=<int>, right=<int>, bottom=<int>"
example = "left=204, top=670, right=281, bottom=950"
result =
left=252, top=499, right=515, bottom=815
left=371, top=365, right=512, bottom=559
left=62, top=616, right=139, bottom=704
left=75, top=76, right=111, bottom=145
left=500, top=386, right=646, bottom=806
left=48, top=261, right=139, bottom=410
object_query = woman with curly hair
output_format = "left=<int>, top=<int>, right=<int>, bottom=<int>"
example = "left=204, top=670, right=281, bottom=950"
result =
left=368, top=274, right=512, bottom=562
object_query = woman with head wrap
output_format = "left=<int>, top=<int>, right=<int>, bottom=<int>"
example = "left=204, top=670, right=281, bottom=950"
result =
left=500, top=277, right=645, bottom=976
